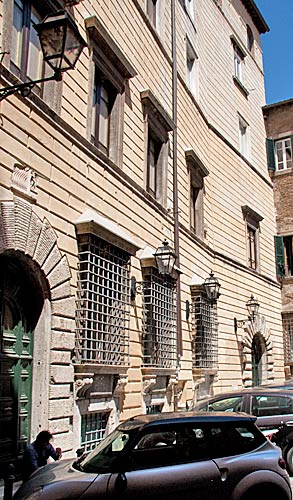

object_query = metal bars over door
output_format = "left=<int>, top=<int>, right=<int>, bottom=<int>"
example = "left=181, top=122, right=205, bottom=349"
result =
left=142, top=268, right=177, bottom=369
left=75, top=234, right=130, bottom=365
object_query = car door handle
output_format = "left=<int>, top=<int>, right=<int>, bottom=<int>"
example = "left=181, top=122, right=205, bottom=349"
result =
left=115, top=473, right=127, bottom=493
left=219, top=468, right=228, bottom=482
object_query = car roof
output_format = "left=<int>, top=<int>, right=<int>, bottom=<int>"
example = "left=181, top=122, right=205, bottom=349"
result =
left=118, top=411, right=256, bottom=431
left=194, top=388, right=293, bottom=402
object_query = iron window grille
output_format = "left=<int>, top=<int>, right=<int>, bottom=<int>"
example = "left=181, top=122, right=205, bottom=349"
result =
left=142, top=268, right=177, bottom=369
left=192, top=294, right=218, bottom=369
left=81, top=411, right=110, bottom=453
left=75, top=234, right=130, bottom=365
left=283, top=314, right=293, bottom=365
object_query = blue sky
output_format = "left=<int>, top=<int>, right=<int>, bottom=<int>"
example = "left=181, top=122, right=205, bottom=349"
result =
left=255, top=0, right=293, bottom=104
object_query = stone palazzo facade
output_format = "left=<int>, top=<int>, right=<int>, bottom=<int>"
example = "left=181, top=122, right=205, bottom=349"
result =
left=0, top=0, right=285, bottom=468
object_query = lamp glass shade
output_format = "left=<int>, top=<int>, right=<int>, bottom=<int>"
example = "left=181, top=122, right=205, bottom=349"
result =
left=35, top=11, right=86, bottom=72
left=203, top=271, right=221, bottom=300
left=154, top=240, right=177, bottom=276
left=246, top=295, right=259, bottom=319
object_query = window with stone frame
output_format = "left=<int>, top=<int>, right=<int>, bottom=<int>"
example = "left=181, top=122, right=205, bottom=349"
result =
left=142, top=268, right=177, bottom=369
left=75, top=233, right=131, bottom=366
left=239, top=115, right=249, bottom=157
left=81, top=411, right=110, bottom=453
left=242, top=205, right=263, bottom=272
left=186, top=38, right=198, bottom=96
left=147, top=0, right=159, bottom=28
left=283, top=314, right=293, bottom=366
left=141, top=89, right=174, bottom=207
left=85, top=16, right=136, bottom=166
left=8, top=0, right=62, bottom=104
left=192, top=291, right=218, bottom=370
left=185, top=149, right=209, bottom=239
left=233, top=43, right=244, bottom=83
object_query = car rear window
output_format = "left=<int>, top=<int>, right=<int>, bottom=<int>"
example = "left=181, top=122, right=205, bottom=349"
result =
left=207, top=423, right=266, bottom=458
left=252, top=395, right=293, bottom=417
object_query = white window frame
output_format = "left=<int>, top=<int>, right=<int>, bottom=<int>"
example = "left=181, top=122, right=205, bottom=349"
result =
left=239, top=115, right=249, bottom=157
left=234, top=46, right=243, bottom=82
left=186, top=38, right=198, bottom=97
left=275, top=138, right=293, bottom=171
left=185, top=0, right=194, bottom=20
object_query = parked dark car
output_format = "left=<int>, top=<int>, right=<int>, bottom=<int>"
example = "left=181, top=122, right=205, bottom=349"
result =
left=14, top=411, right=291, bottom=500
left=192, top=388, right=293, bottom=473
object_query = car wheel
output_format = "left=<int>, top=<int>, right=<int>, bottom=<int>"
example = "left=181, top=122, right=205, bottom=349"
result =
left=285, top=445, right=293, bottom=475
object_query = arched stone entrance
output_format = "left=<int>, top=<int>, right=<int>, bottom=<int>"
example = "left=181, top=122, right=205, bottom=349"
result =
left=0, top=198, right=73, bottom=468
left=241, top=315, right=273, bottom=387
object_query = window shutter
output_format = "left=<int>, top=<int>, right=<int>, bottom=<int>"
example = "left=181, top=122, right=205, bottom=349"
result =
left=266, top=138, right=276, bottom=171
left=275, top=235, right=285, bottom=277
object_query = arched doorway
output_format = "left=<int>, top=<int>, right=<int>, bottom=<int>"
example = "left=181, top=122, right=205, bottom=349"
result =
left=0, top=252, right=44, bottom=467
left=251, top=333, right=267, bottom=386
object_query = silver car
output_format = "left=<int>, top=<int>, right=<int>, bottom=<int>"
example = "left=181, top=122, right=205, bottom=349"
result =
left=14, top=411, right=291, bottom=500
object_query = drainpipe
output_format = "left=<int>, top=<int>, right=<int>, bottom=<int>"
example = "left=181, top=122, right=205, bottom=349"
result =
left=171, top=0, right=182, bottom=386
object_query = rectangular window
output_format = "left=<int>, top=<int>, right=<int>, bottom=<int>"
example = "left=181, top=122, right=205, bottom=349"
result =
left=186, top=39, right=197, bottom=95
left=147, top=133, right=161, bottom=198
left=11, top=0, right=44, bottom=84
left=234, top=46, right=243, bottom=82
left=239, top=116, right=248, bottom=156
left=76, top=234, right=130, bottom=365
left=147, top=0, right=158, bottom=27
left=185, top=0, right=194, bottom=20
left=247, top=224, right=257, bottom=270
left=192, top=294, right=218, bottom=369
left=275, top=138, right=293, bottom=171
left=284, top=235, right=293, bottom=276
left=283, top=314, right=293, bottom=365
left=142, top=268, right=177, bottom=369
left=91, top=69, right=116, bottom=155
left=81, top=412, right=110, bottom=453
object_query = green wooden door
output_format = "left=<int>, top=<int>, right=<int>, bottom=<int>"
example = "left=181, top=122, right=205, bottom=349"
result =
left=0, top=291, right=33, bottom=467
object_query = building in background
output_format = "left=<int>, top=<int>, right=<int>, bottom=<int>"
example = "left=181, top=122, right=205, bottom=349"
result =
left=263, top=98, right=293, bottom=378
left=0, top=0, right=284, bottom=472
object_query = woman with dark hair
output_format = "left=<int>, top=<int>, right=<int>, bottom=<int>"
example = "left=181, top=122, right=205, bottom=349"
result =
left=21, top=430, right=62, bottom=481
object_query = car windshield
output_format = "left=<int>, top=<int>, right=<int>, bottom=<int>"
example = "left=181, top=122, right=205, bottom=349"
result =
left=77, top=428, right=137, bottom=473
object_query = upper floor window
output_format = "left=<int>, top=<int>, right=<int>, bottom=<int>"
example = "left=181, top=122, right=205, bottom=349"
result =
left=239, top=115, right=249, bottom=157
left=147, top=0, right=159, bottom=28
left=185, top=149, right=209, bottom=239
left=91, top=70, right=116, bottom=155
left=75, top=233, right=131, bottom=365
left=242, top=206, right=263, bottom=272
left=247, top=25, right=254, bottom=53
left=142, top=268, right=177, bottom=369
left=85, top=16, right=136, bottom=166
left=234, top=45, right=244, bottom=82
left=141, top=89, right=174, bottom=207
left=275, top=138, right=293, bottom=171
left=186, top=38, right=198, bottom=96
left=11, top=1, right=44, bottom=85
left=185, top=0, right=194, bottom=20
left=275, top=235, right=293, bottom=278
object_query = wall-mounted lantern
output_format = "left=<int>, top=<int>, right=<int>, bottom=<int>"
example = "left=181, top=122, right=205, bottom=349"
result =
left=154, top=239, right=177, bottom=276
left=203, top=271, right=221, bottom=301
left=234, top=294, right=260, bottom=333
left=0, top=10, right=86, bottom=100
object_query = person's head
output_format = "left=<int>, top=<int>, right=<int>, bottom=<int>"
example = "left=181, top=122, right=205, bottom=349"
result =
left=35, top=430, right=53, bottom=449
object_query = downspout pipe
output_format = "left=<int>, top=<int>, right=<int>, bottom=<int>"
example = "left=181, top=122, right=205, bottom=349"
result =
left=171, top=0, right=182, bottom=360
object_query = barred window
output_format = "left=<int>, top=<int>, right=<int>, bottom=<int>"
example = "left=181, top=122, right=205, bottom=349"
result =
left=75, top=234, right=130, bottom=365
left=192, top=294, right=218, bottom=369
left=142, top=268, right=177, bottom=368
left=81, top=412, right=110, bottom=453
left=283, top=314, right=293, bottom=365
